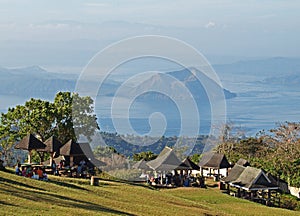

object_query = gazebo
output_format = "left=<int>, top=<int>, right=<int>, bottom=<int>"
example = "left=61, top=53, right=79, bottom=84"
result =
left=147, top=146, right=182, bottom=172
left=14, top=134, right=46, bottom=164
left=37, top=136, right=63, bottom=166
left=221, top=164, right=279, bottom=206
left=180, top=157, right=200, bottom=170
left=147, top=147, right=186, bottom=185
left=198, top=152, right=231, bottom=179
left=78, top=142, right=106, bottom=168
left=59, top=139, right=85, bottom=167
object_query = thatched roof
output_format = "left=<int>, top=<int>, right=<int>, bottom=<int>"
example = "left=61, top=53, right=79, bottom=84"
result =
left=198, top=152, right=230, bottom=169
left=222, top=164, right=278, bottom=190
left=78, top=143, right=95, bottom=159
left=222, top=164, right=245, bottom=183
left=60, top=139, right=85, bottom=156
left=180, top=157, right=200, bottom=170
left=78, top=143, right=106, bottom=167
left=132, top=159, right=151, bottom=170
left=267, top=173, right=289, bottom=193
left=38, top=136, right=63, bottom=154
left=15, top=134, right=46, bottom=151
left=147, top=147, right=182, bottom=171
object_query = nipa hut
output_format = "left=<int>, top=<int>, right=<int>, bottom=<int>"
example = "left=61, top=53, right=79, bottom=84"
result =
left=59, top=139, right=85, bottom=167
left=198, top=152, right=231, bottom=179
left=147, top=146, right=182, bottom=171
left=37, top=136, right=63, bottom=166
left=221, top=164, right=280, bottom=206
left=14, top=134, right=46, bottom=164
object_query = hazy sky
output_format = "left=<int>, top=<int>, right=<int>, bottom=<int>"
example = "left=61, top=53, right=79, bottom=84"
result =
left=0, top=0, right=299, bottom=68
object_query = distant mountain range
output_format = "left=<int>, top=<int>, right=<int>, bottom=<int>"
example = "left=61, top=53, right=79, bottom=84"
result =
left=0, top=66, right=76, bottom=99
left=214, top=57, right=300, bottom=77
left=0, top=65, right=236, bottom=100
left=2, top=57, right=300, bottom=135
left=127, top=68, right=236, bottom=102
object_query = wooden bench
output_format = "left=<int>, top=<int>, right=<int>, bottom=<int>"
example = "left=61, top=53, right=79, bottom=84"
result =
left=90, top=176, right=101, bottom=186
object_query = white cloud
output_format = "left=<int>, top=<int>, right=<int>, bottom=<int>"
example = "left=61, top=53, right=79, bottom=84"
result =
left=29, top=23, right=69, bottom=29
left=205, top=21, right=216, bottom=28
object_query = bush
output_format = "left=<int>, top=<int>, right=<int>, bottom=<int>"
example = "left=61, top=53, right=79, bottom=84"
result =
left=280, top=194, right=300, bottom=211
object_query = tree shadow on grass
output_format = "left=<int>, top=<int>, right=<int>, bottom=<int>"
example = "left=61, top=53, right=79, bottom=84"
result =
left=47, top=179, right=89, bottom=191
left=98, top=178, right=158, bottom=191
left=0, top=200, right=17, bottom=207
left=1, top=187, right=135, bottom=216
left=0, top=176, right=46, bottom=192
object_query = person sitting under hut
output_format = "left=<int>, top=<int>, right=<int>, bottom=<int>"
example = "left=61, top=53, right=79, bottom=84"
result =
left=26, top=166, right=33, bottom=178
left=37, top=167, right=44, bottom=179
left=15, top=163, right=21, bottom=175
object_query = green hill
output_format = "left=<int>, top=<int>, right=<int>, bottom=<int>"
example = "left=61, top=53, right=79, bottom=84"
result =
left=0, top=170, right=298, bottom=216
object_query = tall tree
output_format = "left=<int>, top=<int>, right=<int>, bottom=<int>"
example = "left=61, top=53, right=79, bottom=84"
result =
left=0, top=91, right=99, bottom=164
left=53, top=92, right=99, bottom=144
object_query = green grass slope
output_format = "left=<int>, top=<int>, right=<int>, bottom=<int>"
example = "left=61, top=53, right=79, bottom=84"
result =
left=0, top=170, right=298, bottom=216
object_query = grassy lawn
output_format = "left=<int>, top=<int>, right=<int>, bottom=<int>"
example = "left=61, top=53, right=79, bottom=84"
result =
left=0, top=170, right=298, bottom=216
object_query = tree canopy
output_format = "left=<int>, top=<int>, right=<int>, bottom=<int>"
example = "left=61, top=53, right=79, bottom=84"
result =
left=216, top=122, right=300, bottom=187
left=0, top=92, right=99, bottom=164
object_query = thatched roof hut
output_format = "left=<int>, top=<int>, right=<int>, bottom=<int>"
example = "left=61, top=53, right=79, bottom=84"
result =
left=60, top=139, right=85, bottom=156
left=15, top=134, right=46, bottom=150
left=37, top=136, right=63, bottom=166
left=133, top=159, right=152, bottom=171
left=147, top=147, right=182, bottom=171
left=40, top=136, right=63, bottom=154
left=15, top=134, right=46, bottom=164
left=60, top=139, right=85, bottom=166
left=198, top=152, right=231, bottom=178
left=59, top=140, right=105, bottom=167
left=78, top=143, right=106, bottom=167
left=222, top=164, right=278, bottom=191
left=198, top=152, right=230, bottom=169
left=180, top=157, right=200, bottom=170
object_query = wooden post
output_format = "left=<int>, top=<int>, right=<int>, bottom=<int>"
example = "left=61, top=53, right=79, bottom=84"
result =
left=50, top=152, right=54, bottom=167
left=28, top=150, right=32, bottom=164
left=91, top=176, right=99, bottom=186
left=70, top=156, right=74, bottom=167
left=237, top=188, right=241, bottom=197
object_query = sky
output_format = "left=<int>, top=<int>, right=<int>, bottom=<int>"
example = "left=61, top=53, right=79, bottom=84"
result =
left=0, top=0, right=300, bottom=69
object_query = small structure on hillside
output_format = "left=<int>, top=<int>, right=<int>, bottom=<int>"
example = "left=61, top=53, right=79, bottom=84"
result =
left=14, top=134, right=46, bottom=164
left=180, top=157, right=200, bottom=171
left=59, top=140, right=105, bottom=168
left=78, top=142, right=106, bottom=168
left=133, top=159, right=152, bottom=171
left=147, top=146, right=190, bottom=185
left=198, top=152, right=231, bottom=180
left=60, top=139, right=85, bottom=167
left=147, top=146, right=183, bottom=172
left=221, top=164, right=280, bottom=206
left=37, top=136, right=63, bottom=166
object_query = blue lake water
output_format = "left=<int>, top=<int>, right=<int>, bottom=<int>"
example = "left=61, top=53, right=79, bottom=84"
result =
left=1, top=79, right=299, bottom=137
